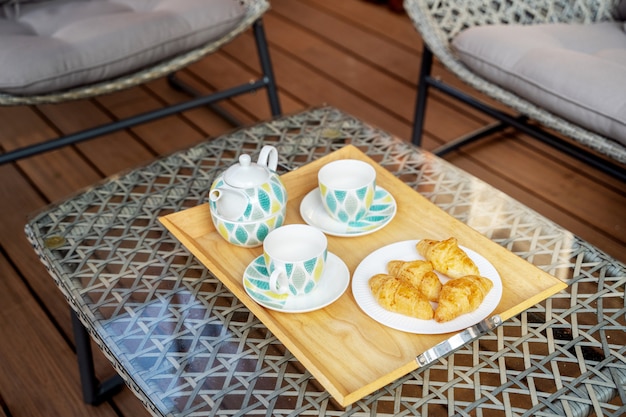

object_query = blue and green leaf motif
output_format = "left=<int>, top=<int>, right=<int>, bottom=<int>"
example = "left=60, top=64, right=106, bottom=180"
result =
left=234, top=226, right=249, bottom=244
left=334, top=190, right=347, bottom=202
left=284, top=263, right=294, bottom=277
left=270, top=177, right=286, bottom=205
left=343, top=194, right=363, bottom=221
left=303, top=257, right=317, bottom=273
left=324, top=193, right=338, bottom=214
left=323, top=185, right=374, bottom=222
left=265, top=254, right=323, bottom=296
left=343, top=187, right=396, bottom=234
left=320, top=185, right=338, bottom=216
left=289, top=267, right=307, bottom=293
left=256, top=223, right=269, bottom=241
left=242, top=203, right=253, bottom=219
left=257, top=188, right=271, bottom=211
left=244, top=256, right=289, bottom=309
left=211, top=209, right=285, bottom=248
left=356, top=186, right=368, bottom=199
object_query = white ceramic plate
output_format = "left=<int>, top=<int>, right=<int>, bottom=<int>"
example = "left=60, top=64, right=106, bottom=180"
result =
left=299, top=186, right=396, bottom=237
left=243, top=252, right=349, bottom=313
left=352, top=240, right=502, bottom=334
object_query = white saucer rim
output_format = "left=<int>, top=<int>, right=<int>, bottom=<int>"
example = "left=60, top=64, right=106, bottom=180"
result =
left=243, top=252, right=349, bottom=313
left=299, top=186, right=396, bottom=237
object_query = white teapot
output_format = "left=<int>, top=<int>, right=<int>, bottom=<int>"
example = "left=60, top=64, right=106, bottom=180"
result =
left=208, top=145, right=287, bottom=247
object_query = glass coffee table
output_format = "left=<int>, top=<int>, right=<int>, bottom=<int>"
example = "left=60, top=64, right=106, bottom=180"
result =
left=25, top=107, right=625, bottom=417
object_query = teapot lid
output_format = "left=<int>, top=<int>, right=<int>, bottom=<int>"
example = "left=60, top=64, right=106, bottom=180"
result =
left=223, top=154, right=269, bottom=188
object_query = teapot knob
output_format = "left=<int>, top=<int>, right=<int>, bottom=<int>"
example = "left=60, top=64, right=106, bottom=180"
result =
left=239, top=154, right=251, bottom=167
left=257, top=145, right=278, bottom=171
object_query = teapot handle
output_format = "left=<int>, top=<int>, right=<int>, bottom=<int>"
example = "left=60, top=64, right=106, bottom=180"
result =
left=257, top=145, right=278, bottom=172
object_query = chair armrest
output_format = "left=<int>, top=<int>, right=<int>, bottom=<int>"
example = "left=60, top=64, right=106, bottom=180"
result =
left=404, top=0, right=621, bottom=48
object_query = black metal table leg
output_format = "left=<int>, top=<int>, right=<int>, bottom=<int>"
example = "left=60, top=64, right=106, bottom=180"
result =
left=71, top=309, right=124, bottom=405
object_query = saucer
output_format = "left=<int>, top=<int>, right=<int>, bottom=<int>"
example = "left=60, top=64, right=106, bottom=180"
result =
left=243, top=252, right=349, bottom=313
left=300, top=186, right=396, bottom=237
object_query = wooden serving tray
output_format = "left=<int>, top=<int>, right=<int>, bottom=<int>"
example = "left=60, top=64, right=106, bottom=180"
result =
left=160, top=145, right=567, bottom=407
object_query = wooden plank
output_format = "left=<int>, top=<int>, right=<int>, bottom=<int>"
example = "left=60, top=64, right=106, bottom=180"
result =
left=0, top=164, right=85, bottom=345
left=130, top=43, right=307, bottom=139
left=271, top=0, right=511, bottom=118
left=0, top=252, right=119, bottom=417
left=221, top=30, right=479, bottom=146
left=112, top=390, right=152, bottom=417
left=0, top=106, right=102, bottom=201
left=95, top=84, right=210, bottom=156
left=183, top=51, right=306, bottom=120
left=155, top=52, right=305, bottom=130
left=301, top=0, right=422, bottom=52
left=37, top=99, right=157, bottom=176
left=221, top=33, right=414, bottom=139
left=262, top=13, right=416, bottom=121
left=202, top=37, right=410, bottom=138
left=0, top=394, right=8, bottom=417
left=271, top=0, right=422, bottom=84
left=0, top=127, right=149, bottom=415
left=140, top=76, right=246, bottom=137
left=258, top=1, right=519, bottom=146
left=262, top=0, right=524, bottom=147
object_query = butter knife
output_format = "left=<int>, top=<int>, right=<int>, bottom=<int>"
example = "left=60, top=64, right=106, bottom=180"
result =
left=416, top=315, right=503, bottom=366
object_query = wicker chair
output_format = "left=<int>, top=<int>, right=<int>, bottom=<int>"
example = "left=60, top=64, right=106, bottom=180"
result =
left=0, top=0, right=281, bottom=165
left=404, top=0, right=626, bottom=181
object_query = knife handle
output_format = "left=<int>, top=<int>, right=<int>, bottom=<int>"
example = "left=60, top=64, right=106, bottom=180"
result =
left=416, top=315, right=502, bottom=366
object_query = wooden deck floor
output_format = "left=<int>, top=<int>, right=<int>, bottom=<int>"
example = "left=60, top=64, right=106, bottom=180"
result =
left=0, top=1, right=624, bottom=416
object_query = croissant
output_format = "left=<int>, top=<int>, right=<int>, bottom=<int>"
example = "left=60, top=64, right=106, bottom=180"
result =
left=434, top=275, right=493, bottom=322
left=416, top=237, right=479, bottom=279
left=387, top=260, right=442, bottom=302
left=369, top=274, right=434, bottom=320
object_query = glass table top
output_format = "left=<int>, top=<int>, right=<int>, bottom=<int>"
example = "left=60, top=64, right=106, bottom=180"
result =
left=25, top=107, right=625, bottom=417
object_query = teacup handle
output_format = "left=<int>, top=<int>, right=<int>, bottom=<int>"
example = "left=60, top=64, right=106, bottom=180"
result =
left=269, top=269, right=289, bottom=294
left=258, top=145, right=278, bottom=172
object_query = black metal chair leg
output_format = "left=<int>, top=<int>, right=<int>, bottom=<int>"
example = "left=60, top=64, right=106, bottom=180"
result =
left=253, top=19, right=281, bottom=117
left=411, top=45, right=434, bottom=146
left=409, top=46, right=626, bottom=181
left=166, top=19, right=281, bottom=126
left=71, top=309, right=124, bottom=405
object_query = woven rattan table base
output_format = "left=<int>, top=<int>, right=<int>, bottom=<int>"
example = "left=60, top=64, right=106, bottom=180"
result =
left=26, top=107, right=625, bottom=417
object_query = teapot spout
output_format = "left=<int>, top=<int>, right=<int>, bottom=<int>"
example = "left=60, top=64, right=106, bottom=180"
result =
left=209, top=188, right=248, bottom=221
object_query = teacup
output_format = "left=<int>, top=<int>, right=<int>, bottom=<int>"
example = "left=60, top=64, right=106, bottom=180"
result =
left=264, top=224, right=327, bottom=296
left=318, top=159, right=376, bottom=223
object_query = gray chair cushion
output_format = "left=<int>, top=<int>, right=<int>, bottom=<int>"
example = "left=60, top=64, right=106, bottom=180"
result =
left=452, top=21, right=626, bottom=146
left=0, top=0, right=246, bottom=95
